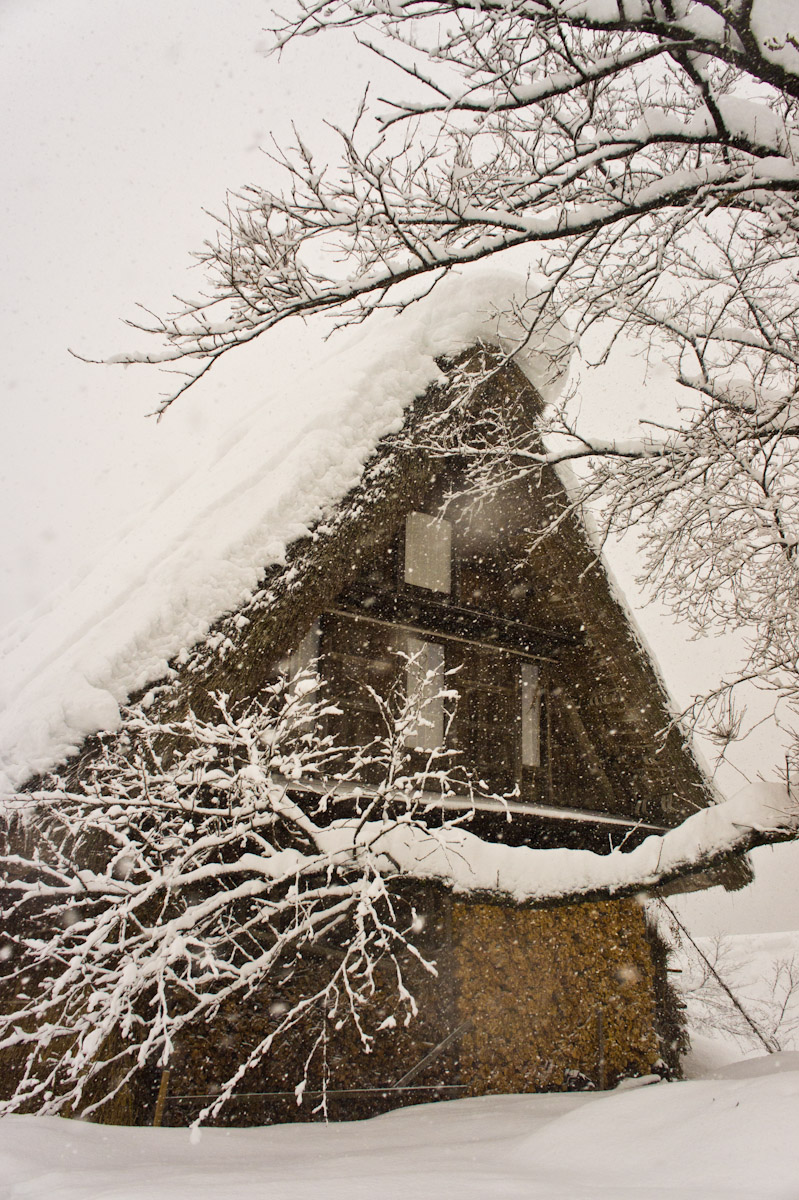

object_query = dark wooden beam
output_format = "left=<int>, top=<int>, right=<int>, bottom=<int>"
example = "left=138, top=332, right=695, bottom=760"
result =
left=334, top=587, right=582, bottom=657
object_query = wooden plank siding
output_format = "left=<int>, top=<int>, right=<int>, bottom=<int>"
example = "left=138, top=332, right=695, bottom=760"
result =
left=294, top=457, right=686, bottom=833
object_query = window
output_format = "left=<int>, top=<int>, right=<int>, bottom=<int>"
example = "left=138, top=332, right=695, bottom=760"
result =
left=279, top=623, right=320, bottom=686
left=520, top=662, right=542, bottom=768
left=404, top=636, right=445, bottom=751
left=318, top=615, right=396, bottom=775
left=404, top=512, right=452, bottom=594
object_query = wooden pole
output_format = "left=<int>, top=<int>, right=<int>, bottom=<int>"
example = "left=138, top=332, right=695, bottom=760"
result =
left=394, top=1020, right=473, bottom=1088
left=597, top=1008, right=606, bottom=1091
left=152, top=1069, right=171, bottom=1127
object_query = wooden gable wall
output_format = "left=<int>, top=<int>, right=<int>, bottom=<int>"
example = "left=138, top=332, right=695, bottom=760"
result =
left=165, top=347, right=713, bottom=852
left=301, top=471, right=703, bottom=843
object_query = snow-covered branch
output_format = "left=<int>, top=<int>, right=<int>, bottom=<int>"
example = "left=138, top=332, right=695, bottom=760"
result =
left=92, top=4, right=799, bottom=757
left=106, top=1, right=799, bottom=412
left=2, top=678, right=796, bottom=1122
left=96, top=4, right=799, bottom=750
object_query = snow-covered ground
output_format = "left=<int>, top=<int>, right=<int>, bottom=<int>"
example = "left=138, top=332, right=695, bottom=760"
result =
left=2, top=930, right=798, bottom=1200
left=2, top=1055, right=799, bottom=1200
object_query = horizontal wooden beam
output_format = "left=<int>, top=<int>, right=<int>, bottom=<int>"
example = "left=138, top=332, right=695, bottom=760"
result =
left=329, top=602, right=567, bottom=662
left=277, top=773, right=669, bottom=833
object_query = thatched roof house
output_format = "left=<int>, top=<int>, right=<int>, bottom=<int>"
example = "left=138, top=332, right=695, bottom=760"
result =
left=0, top=271, right=744, bottom=1124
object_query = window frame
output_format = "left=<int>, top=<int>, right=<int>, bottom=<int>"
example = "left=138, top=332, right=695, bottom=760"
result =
left=402, top=512, right=453, bottom=595
left=403, top=634, right=447, bottom=752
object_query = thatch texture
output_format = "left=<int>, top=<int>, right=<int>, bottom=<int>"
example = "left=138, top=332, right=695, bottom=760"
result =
left=149, top=894, right=669, bottom=1125
left=453, top=898, right=661, bottom=1094
left=10, top=345, right=736, bottom=1127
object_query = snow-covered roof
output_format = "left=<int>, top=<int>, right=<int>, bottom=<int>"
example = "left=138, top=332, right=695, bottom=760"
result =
left=0, top=270, right=569, bottom=795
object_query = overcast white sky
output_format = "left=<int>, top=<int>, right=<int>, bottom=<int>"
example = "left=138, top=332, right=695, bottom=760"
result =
left=2, top=0, right=798, bottom=933
left=0, top=0, right=375, bottom=624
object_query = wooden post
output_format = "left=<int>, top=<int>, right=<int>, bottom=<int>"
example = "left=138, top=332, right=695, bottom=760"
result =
left=152, top=1069, right=171, bottom=1127
left=597, top=1008, right=606, bottom=1091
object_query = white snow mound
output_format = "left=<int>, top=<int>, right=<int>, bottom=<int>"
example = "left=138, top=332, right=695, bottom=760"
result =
left=2, top=1062, right=799, bottom=1200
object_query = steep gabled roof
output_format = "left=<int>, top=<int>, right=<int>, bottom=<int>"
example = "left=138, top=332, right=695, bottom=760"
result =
left=148, top=343, right=713, bottom=831
left=0, top=270, right=710, bottom=831
left=1, top=271, right=569, bottom=794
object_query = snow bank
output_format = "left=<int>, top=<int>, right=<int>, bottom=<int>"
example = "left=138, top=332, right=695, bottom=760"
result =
left=2, top=1060, right=799, bottom=1200
left=0, top=269, right=568, bottom=794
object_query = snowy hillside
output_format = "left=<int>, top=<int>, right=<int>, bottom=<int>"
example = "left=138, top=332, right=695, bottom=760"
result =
left=674, top=929, right=799, bottom=1056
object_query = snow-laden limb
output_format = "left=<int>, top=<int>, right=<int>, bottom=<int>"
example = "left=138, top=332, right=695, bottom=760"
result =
left=2, top=678, right=797, bottom=1124
left=110, top=0, right=799, bottom=410
left=315, top=782, right=799, bottom=907
left=0, top=672, right=519, bottom=1123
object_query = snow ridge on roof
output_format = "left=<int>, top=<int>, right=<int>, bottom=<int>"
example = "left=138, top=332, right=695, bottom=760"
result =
left=0, top=269, right=568, bottom=794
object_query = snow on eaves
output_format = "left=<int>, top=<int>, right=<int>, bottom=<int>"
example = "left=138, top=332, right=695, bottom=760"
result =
left=0, top=269, right=568, bottom=795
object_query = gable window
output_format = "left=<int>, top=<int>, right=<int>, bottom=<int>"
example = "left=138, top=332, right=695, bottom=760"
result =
left=464, top=684, right=515, bottom=781
left=278, top=622, right=320, bottom=688
left=520, top=662, right=542, bottom=769
left=319, top=614, right=396, bottom=776
left=404, top=512, right=452, bottom=594
left=404, top=635, right=445, bottom=751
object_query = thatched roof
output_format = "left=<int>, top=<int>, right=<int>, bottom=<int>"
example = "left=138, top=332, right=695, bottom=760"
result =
left=1, top=267, right=756, bottom=898
left=149, top=344, right=717, bottom=837
left=2, top=271, right=570, bottom=792
left=1, top=268, right=722, bottom=856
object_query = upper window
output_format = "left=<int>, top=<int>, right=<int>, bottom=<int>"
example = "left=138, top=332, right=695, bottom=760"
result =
left=404, top=512, right=452, bottom=594
left=404, top=635, right=446, bottom=751
left=278, top=622, right=320, bottom=686
left=520, top=662, right=542, bottom=769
